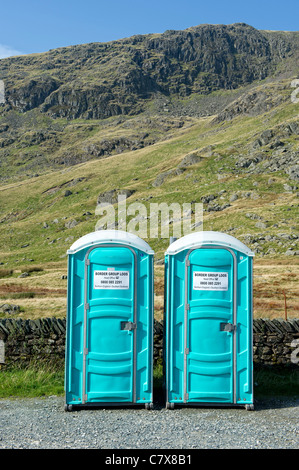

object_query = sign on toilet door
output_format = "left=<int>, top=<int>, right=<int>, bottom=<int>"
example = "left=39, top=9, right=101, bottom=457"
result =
left=193, top=271, right=228, bottom=291
left=94, top=270, right=130, bottom=289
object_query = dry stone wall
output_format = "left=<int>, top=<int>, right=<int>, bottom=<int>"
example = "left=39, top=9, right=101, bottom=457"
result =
left=0, top=317, right=66, bottom=365
left=0, top=317, right=298, bottom=367
left=253, top=318, right=299, bottom=366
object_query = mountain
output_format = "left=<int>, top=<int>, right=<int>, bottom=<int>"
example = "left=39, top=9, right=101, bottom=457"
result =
left=0, top=23, right=298, bottom=180
left=0, top=23, right=298, bottom=320
left=0, top=22, right=298, bottom=263
left=0, top=78, right=298, bottom=261
left=1, top=23, right=299, bottom=118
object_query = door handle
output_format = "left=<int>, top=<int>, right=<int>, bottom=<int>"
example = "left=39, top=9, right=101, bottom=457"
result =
left=121, top=321, right=136, bottom=331
left=220, top=322, right=236, bottom=332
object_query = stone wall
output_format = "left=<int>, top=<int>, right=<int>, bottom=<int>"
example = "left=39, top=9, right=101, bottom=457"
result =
left=253, top=318, right=299, bottom=366
left=0, top=317, right=298, bottom=367
left=0, top=318, right=66, bottom=365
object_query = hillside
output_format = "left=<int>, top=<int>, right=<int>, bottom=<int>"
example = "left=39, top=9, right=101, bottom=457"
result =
left=0, top=75, right=298, bottom=257
left=0, top=23, right=298, bottom=320
left=0, top=23, right=298, bottom=180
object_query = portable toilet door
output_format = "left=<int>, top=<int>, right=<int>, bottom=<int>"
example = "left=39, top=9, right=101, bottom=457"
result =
left=164, top=231, right=254, bottom=410
left=64, top=230, right=154, bottom=410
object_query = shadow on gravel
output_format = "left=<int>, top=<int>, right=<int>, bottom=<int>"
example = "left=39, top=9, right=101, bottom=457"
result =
left=63, top=395, right=299, bottom=413
left=253, top=397, right=299, bottom=411
left=63, top=368, right=299, bottom=412
left=152, top=388, right=299, bottom=412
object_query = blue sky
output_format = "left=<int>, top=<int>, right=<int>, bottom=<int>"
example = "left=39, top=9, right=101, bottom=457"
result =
left=0, top=0, right=298, bottom=58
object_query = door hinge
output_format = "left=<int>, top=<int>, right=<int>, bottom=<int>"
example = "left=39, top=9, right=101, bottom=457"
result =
left=86, top=259, right=90, bottom=266
left=185, top=348, right=190, bottom=355
left=220, top=322, right=237, bottom=332
left=186, top=260, right=190, bottom=267
left=121, top=321, right=137, bottom=331
left=184, top=393, right=189, bottom=401
left=84, top=348, right=88, bottom=355
left=85, top=303, right=90, bottom=310
left=186, top=303, right=190, bottom=311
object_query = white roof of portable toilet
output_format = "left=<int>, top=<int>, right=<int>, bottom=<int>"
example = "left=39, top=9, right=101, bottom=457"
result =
left=166, top=231, right=254, bottom=256
left=67, top=230, right=154, bottom=255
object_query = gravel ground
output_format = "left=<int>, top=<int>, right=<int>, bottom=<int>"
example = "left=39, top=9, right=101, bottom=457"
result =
left=0, top=396, right=298, bottom=450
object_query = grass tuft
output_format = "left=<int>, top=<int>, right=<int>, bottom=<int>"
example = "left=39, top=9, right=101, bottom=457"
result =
left=0, top=362, right=298, bottom=399
left=0, top=360, right=65, bottom=398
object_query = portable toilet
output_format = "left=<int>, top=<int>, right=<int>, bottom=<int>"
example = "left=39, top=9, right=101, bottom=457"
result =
left=64, top=230, right=154, bottom=410
left=164, top=231, right=254, bottom=410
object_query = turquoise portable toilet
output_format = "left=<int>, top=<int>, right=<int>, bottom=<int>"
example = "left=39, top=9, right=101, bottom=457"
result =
left=65, top=230, right=154, bottom=410
left=164, top=231, right=254, bottom=410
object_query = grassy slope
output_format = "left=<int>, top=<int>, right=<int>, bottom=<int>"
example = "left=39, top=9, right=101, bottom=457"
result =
left=0, top=79, right=298, bottom=320
left=0, top=84, right=298, bottom=260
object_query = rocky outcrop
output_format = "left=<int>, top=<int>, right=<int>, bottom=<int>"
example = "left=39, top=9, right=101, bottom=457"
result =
left=228, top=119, right=299, bottom=181
left=0, top=23, right=298, bottom=184
left=0, top=304, right=20, bottom=314
left=1, top=24, right=298, bottom=119
left=177, top=153, right=203, bottom=169
left=236, top=148, right=299, bottom=181
left=41, top=84, right=126, bottom=120
left=5, top=76, right=60, bottom=113
left=82, top=136, right=150, bottom=158
left=213, top=86, right=289, bottom=123
left=239, top=233, right=299, bottom=256
left=97, top=188, right=135, bottom=205
left=152, top=152, right=204, bottom=187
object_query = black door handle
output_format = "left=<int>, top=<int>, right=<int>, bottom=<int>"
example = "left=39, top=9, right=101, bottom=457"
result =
left=121, top=321, right=136, bottom=331
left=220, top=322, right=236, bottom=332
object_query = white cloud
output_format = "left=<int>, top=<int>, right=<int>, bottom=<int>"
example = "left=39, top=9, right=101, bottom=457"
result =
left=0, top=44, right=24, bottom=59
